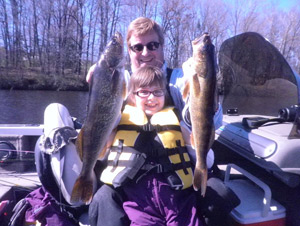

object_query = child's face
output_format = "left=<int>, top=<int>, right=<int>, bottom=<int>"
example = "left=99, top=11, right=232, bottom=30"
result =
left=133, top=84, right=165, bottom=116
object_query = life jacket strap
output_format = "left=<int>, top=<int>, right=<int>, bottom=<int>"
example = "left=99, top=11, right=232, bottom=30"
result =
left=147, top=145, right=187, bottom=158
left=116, top=123, right=181, bottom=133
left=111, top=139, right=123, bottom=171
left=140, top=161, right=192, bottom=174
left=176, top=140, right=189, bottom=175
left=107, top=146, right=147, bottom=180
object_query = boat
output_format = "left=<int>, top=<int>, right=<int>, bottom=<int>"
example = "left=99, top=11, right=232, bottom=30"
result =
left=0, top=32, right=299, bottom=226
left=213, top=32, right=300, bottom=226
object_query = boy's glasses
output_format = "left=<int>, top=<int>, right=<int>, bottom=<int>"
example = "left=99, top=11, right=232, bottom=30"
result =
left=129, top=42, right=160, bottom=53
left=133, top=89, right=165, bottom=98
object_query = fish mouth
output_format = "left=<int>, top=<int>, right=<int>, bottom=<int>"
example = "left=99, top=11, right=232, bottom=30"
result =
left=202, top=33, right=211, bottom=44
left=192, top=33, right=215, bottom=60
left=113, top=32, right=123, bottom=45
left=193, top=33, right=212, bottom=46
left=104, top=32, right=124, bottom=67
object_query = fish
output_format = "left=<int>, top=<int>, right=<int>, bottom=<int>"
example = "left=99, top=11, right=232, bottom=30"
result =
left=70, top=32, right=126, bottom=204
left=183, top=33, right=216, bottom=196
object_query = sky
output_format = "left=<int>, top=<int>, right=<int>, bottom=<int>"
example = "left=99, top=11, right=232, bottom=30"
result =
left=276, top=0, right=299, bottom=11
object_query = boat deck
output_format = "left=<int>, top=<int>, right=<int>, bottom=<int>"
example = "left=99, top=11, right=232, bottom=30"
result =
left=0, top=168, right=41, bottom=224
left=0, top=170, right=40, bottom=190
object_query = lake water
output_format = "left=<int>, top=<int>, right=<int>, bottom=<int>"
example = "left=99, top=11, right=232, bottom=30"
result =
left=0, top=87, right=298, bottom=125
left=0, top=90, right=89, bottom=124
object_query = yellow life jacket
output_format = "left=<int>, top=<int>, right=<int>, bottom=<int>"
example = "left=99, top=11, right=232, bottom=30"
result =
left=100, top=105, right=193, bottom=190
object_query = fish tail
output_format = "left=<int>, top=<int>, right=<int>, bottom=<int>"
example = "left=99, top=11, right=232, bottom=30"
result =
left=193, top=166, right=208, bottom=197
left=70, top=175, right=94, bottom=205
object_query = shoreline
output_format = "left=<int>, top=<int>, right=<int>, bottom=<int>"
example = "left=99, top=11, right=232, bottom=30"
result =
left=0, top=67, right=89, bottom=91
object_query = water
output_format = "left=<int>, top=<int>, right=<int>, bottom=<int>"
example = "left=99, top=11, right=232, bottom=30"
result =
left=0, top=87, right=298, bottom=125
left=0, top=90, right=89, bottom=124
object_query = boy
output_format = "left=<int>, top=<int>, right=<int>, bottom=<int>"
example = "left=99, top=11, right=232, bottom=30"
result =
left=99, top=65, right=204, bottom=226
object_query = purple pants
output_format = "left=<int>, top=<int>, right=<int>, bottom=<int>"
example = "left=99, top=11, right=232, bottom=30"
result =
left=123, top=172, right=204, bottom=226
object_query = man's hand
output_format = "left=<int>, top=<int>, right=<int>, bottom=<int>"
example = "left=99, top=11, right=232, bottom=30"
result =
left=182, top=57, right=197, bottom=78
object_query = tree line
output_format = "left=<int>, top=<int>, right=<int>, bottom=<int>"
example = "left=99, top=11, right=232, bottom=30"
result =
left=0, top=0, right=299, bottom=82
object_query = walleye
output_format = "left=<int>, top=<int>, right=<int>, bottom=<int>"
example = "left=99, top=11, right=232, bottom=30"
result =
left=183, top=33, right=216, bottom=196
left=71, top=32, right=126, bottom=204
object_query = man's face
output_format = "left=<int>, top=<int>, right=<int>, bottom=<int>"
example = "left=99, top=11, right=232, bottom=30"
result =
left=128, top=31, right=164, bottom=72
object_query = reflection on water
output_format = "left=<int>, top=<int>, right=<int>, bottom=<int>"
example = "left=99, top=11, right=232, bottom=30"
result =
left=0, top=90, right=88, bottom=124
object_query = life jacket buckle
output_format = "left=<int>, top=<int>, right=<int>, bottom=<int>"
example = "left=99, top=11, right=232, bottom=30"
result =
left=142, top=122, right=155, bottom=131
left=156, top=164, right=163, bottom=173
left=112, top=139, right=124, bottom=168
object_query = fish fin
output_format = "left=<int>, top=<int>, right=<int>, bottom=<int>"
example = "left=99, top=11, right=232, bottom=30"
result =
left=71, top=175, right=94, bottom=205
left=98, top=128, right=117, bottom=160
left=214, top=85, right=219, bottom=112
left=210, top=127, right=215, bottom=146
left=190, top=131, right=195, bottom=149
left=98, top=140, right=111, bottom=160
left=111, top=69, right=120, bottom=91
left=182, top=81, right=190, bottom=101
left=76, top=129, right=84, bottom=161
left=122, top=80, right=127, bottom=100
left=193, top=165, right=208, bottom=197
left=86, top=64, right=96, bottom=83
left=88, top=70, right=94, bottom=95
left=98, top=146, right=108, bottom=160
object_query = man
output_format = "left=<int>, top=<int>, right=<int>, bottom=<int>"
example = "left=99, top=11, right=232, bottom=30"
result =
left=36, top=17, right=238, bottom=226
left=88, top=17, right=232, bottom=226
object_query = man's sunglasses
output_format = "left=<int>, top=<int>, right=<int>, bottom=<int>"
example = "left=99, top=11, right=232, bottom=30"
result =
left=129, top=42, right=160, bottom=53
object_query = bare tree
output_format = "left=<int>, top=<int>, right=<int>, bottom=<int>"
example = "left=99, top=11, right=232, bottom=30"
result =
left=0, top=0, right=12, bottom=67
left=161, top=0, right=193, bottom=68
left=42, top=1, right=54, bottom=75
left=122, top=0, right=159, bottom=21
left=73, top=0, right=84, bottom=74
left=10, top=0, right=23, bottom=68
left=227, top=0, right=262, bottom=35
left=279, top=10, right=300, bottom=61
left=193, top=0, right=229, bottom=53
left=0, top=0, right=299, bottom=88
left=95, top=0, right=121, bottom=57
left=32, top=0, right=43, bottom=68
